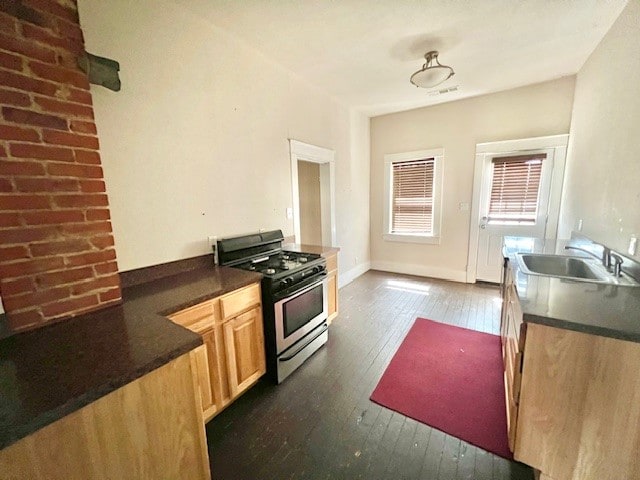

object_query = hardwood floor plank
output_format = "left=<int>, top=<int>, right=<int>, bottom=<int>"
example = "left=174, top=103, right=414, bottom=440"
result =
left=383, top=417, right=419, bottom=479
left=419, top=428, right=446, bottom=478
left=475, top=447, right=495, bottom=480
left=456, top=442, right=478, bottom=480
left=206, top=270, right=532, bottom=480
left=363, top=411, right=406, bottom=477
left=438, top=434, right=462, bottom=480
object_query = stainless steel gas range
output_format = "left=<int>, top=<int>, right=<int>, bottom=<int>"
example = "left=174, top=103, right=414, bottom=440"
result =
left=217, top=230, right=328, bottom=383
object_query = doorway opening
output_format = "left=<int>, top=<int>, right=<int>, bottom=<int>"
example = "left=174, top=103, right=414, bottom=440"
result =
left=289, top=139, right=336, bottom=246
left=467, top=134, right=569, bottom=283
left=297, top=160, right=322, bottom=245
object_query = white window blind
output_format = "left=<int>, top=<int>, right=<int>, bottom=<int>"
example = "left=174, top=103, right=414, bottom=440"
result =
left=391, top=158, right=434, bottom=234
left=488, top=153, right=546, bottom=223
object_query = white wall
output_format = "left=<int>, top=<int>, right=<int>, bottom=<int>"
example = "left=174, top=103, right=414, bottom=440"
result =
left=78, top=0, right=370, bottom=281
left=558, top=1, right=640, bottom=257
left=370, top=78, right=575, bottom=281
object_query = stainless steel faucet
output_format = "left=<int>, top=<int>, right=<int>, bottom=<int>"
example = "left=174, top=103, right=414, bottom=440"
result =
left=564, top=245, right=608, bottom=264
left=609, top=252, right=624, bottom=277
left=564, top=245, right=623, bottom=276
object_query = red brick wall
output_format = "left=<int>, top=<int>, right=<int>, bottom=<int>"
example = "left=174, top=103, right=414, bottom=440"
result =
left=0, top=0, right=122, bottom=332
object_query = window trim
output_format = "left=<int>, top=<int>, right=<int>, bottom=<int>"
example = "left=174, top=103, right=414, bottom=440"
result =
left=383, top=148, right=444, bottom=244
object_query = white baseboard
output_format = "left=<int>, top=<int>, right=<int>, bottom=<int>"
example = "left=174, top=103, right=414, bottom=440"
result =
left=369, top=261, right=467, bottom=283
left=338, top=261, right=371, bottom=288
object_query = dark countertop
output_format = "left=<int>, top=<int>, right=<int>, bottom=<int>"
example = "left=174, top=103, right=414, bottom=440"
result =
left=0, top=262, right=262, bottom=450
left=504, top=237, right=640, bottom=343
left=0, top=312, right=9, bottom=340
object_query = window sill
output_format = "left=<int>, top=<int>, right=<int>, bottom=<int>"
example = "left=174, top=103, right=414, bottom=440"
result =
left=383, top=233, right=440, bottom=245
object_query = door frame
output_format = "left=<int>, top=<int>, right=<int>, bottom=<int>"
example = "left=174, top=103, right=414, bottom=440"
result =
left=289, top=139, right=336, bottom=246
left=466, top=134, right=569, bottom=283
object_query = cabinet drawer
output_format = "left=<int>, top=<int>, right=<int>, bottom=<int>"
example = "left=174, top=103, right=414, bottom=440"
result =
left=324, top=253, right=338, bottom=272
left=220, top=283, right=261, bottom=320
left=168, top=300, right=219, bottom=333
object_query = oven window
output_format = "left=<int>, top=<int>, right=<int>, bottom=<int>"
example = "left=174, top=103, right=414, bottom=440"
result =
left=283, top=284, right=324, bottom=338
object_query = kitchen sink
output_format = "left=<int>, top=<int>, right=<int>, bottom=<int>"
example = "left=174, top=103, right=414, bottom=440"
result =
left=515, top=253, right=640, bottom=286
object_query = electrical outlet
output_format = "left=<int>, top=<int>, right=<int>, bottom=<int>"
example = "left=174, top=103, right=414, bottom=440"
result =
left=286, top=207, right=293, bottom=220
left=208, top=235, right=219, bottom=265
left=629, top=235, right=637, bottom=256
left=577, top=219, right=583, bottom=231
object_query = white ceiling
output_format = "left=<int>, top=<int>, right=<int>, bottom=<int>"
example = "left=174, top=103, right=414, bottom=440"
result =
left=176, top=0, right=628, bottom=117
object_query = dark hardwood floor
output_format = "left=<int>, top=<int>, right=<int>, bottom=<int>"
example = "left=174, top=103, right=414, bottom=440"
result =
left=206, top=270, right=534, bottom=480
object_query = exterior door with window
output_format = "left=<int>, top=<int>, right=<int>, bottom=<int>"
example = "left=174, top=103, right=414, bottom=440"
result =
left=475, top=150, right=555, bottom=282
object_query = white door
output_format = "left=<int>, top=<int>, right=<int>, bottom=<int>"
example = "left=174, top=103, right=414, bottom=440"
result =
left=475, top=148, right=555, bottom=282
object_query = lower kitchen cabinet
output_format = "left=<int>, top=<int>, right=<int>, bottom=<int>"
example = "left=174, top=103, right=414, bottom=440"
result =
left=515, top=323, right=640, bottom=480
left=168, top=282, right=266, bottom=422
left=501, top=257, right=640, bottom=480
left=0, top=353, right=211, bottom=480
left=323, top=251, right=339, bottom=323
left=223, top=306, right=266, bottom=397
left=499, top=258, right=525, bottom=452
left=190, top=343, right=216, bottom=416
left=189, top=326, right=231, bottom=421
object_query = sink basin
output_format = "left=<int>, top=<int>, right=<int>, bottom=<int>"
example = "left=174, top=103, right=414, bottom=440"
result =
left=517, top=254, right=602, bottom=279
left=515, top=253, right=640, bottom=286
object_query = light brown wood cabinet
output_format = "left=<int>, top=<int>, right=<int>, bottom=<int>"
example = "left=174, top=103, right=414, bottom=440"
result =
left=190, top=343, right=215, bottom=414
left=224, top=306, right=266, bottom=397
left=499, top=258, right=525, bottom=452
left=0, top=354, right=211, bottom=480
left=501, top=257, right=640, bottom=480
left=168, top=282, right=266, bottom=422
left=515, top=323, right=640, bottom=480
left=324, top=251, right=339, bottom=323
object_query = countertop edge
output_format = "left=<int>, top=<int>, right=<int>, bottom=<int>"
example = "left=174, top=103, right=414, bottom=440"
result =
left=0, top=333, right=202, bottom=450
left=522, top=312, right=640, bottom=344
left=504, top=236, right=640, bottom=344
left=0, top=264, right=261, bottom=451
left=148, top=267, right=263, bottom=317
left=282, top=243, right=340, bottom=256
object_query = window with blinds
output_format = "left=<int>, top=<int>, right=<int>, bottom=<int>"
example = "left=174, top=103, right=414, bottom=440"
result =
left=391, top=158, right=435, bottom=234
left=488, top=153, right=546, bottom=224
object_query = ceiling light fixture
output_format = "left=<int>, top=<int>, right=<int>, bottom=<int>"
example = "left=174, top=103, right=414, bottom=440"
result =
left=410, top=50, right=455, bottom=88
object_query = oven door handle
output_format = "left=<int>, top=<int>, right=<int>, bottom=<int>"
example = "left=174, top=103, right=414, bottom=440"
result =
left=279, top=323, right=328, bottom=361
left=272, top=272, right=327, bottom=302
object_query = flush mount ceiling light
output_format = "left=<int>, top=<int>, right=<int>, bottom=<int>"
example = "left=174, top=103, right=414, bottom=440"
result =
left=410, top=50, right=455, bottom=88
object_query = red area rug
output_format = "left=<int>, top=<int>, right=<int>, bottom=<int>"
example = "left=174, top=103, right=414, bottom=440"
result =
left=370, top=318, right=512, bottom=459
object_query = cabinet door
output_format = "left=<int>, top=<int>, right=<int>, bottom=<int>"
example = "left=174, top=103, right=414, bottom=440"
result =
left=324, top=253, right=339, bottom=323
left=223, top=307, right=266, bottom=397
left=504, top=294, right=524, bottom=453
left=499, top=258, right=512, bottom=359
left=327, top=271, right=338, bottom=322
left=189, top=343, right=215, bottom=418
left=208, top=324, right=231, bottom=412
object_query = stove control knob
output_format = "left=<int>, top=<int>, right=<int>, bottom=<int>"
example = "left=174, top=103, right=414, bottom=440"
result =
left=281, top=277, right=294, bottom=288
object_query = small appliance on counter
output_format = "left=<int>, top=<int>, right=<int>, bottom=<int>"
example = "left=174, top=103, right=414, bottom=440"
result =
left=217, top=230, right=328, bottom=383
